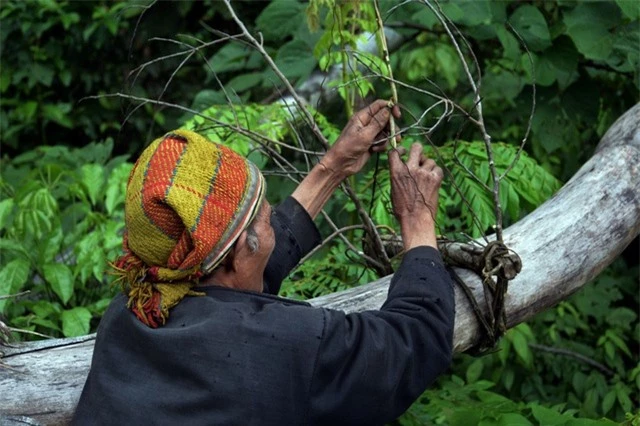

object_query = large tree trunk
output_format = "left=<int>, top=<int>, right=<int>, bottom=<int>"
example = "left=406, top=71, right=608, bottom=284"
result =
left=1, top=104, right=638, bottom=425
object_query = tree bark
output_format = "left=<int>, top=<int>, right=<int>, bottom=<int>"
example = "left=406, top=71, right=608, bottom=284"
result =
left=1, top=104, right=638, bottom=425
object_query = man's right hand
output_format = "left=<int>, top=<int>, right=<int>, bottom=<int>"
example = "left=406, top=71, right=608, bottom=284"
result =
left=388, top=143, right=444, bottom=251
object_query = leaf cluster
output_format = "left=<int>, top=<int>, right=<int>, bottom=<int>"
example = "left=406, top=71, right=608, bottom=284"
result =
left=0, top=142, right=130, bottom=338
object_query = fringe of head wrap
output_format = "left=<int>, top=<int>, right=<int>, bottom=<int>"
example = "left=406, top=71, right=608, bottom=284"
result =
left=112, top=251, right=203, bottom=328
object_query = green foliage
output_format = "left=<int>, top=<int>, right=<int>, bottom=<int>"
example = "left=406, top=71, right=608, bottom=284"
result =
left=0, top=0, right=146, bottom=152
left=396, top=261, right=639, bottom=425
left=181, top=102, right=340, bottom=164
left=308, top=0, right=385, bottom=116
left=389, top=0, right=639, bottom=180
left=397, top=375, right=621, bottom=426
left=353, top=140, right=561, bottom=240
left=0, top=141, right=130, bottom=338
left=1, top=0, right=637, bottom=424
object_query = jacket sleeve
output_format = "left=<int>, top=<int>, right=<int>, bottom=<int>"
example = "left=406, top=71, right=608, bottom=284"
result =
left=306, top=246, right=455, bottom=426
left=263, top=196, right=322, bottom=295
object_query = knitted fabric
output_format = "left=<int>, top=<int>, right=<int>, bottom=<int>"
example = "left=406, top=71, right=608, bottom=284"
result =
left=113, top=129, right=265, bottom=327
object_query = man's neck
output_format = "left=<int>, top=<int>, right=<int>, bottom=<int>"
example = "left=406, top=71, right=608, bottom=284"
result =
left=198, top=269, right=263, bottom=293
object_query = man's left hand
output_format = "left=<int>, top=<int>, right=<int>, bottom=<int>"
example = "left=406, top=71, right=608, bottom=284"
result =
left=322, top=99, right=401, bottom=178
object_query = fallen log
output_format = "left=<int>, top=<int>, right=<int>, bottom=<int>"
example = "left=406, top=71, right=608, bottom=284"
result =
left=1, top=103, right=638, bottom=425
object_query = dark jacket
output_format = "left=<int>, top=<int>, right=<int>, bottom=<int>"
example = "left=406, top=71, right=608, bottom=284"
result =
left=74, top=197, right=455, bottom=425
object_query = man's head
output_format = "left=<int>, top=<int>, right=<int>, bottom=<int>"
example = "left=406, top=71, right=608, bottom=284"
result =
left=202, top=199, right=275, bottom=293
left=114, top=130, right=267, bottom=327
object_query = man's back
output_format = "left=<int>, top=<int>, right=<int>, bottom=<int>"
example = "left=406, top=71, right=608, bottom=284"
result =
left=75, top=288, right=324, bottom=425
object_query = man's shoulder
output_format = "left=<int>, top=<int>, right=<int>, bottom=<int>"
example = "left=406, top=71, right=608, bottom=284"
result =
left=100, top=287, right=327, bottom=341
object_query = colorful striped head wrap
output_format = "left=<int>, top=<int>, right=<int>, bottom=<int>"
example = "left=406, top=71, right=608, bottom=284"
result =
left=113, top=129, right=266, bottom=328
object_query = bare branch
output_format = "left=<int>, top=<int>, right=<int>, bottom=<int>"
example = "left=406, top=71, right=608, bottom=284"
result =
left=529, top=343, right=615, bottom=377
left=423, top=0, right=504, bottom=241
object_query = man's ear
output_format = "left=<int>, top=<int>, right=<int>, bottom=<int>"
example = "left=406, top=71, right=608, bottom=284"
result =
left=225, top=230, right=249, bottom=272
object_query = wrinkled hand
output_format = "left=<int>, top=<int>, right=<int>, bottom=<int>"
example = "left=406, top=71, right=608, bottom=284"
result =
left=322, top=99, right=401, bottom=177
left=389, top=143, right=444, bottom=250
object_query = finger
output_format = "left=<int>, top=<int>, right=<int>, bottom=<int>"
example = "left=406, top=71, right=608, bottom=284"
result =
left=388, top=148, right=403, bottom=175
left=392, top=104, right=401, bottom=119
left=363, top=106, right=391, bottom=138
left=354, top=99, right=389, bottom=127
left=407, top=143, right=423, bottom=168
left=422, top=158, right=437, bottom=171
left=370, top=140, right=388, bottom=153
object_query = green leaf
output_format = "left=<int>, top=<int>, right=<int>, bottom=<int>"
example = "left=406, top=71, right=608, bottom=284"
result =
left=0, top=198, right=15, bottom=230
left=61, top=307, right=92, bottom=337
left=410, top=8, right=439, bottom=30
left=602, top=390, right=616, bottom=415
left=496, top=413, right=533, bottom=426
left=75, top=232, right=102, bottom=284
left=563, top=3, right=620, bottom=61
left=0, top=258, right=30, bottom=312
left=81, top=164, right=105, bottom=206
left=530, top=404, right=568, bottom=426
left=190, top=89, right=225, bottom=111
left=509, top=5, right=552, bottom=51
left=435, top=44, right=460, bottom=90
left=0, top=238, right=26, bottom=254
left=605, top=329, right=632, bottom=356
left=29, top=317, right=61, bottom=333
left=0, top=66, right=11, bottom=92
left=43, top=263, right=74, bottom=304
left=511, top=328, right=533, bottom=369
left=15, top=101, right=39, bottom=121
left=617, top=0, right=640, bottom=19
left=275, top=39, right=317, bottom=82
left=616, top=384, right=633, bottom=412
left=522, top=52, right=556, bottom=87
left=256, top=0, right=305, bottom=42
left=104, top=162, right=132, bottom=215
left=226, top=72, right=263, bottom=93
left=496, top=25, right=521, bottom=62
left=531, top=103, right=568, bottom=154
left=466, top=358, right=484, bottom=384
left=31, top=63, right=54, bottom=87
left=209, top=43, right=254, bottom=74
left=42, top=103, right=73, bottom=128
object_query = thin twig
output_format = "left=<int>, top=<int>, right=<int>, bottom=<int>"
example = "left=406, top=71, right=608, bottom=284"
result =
left=300, top=225, right=367, bottom=264
left=0, top=291, right=30, bottom=301
left=499, top=22, right=537, bottom=181
left=529, top=343, right=615, bottom=377
left=8, top=328, right=53, bottom=339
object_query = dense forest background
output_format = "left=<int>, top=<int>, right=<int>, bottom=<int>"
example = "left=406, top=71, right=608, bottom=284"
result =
left=0, top=0, right=638, bottom=424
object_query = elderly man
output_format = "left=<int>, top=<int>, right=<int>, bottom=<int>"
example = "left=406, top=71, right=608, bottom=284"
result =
left=73, top=100, right=454, bottom=425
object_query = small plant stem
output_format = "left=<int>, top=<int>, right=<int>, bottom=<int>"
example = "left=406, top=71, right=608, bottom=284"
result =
left=373, top=0, right=398, bottom=148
